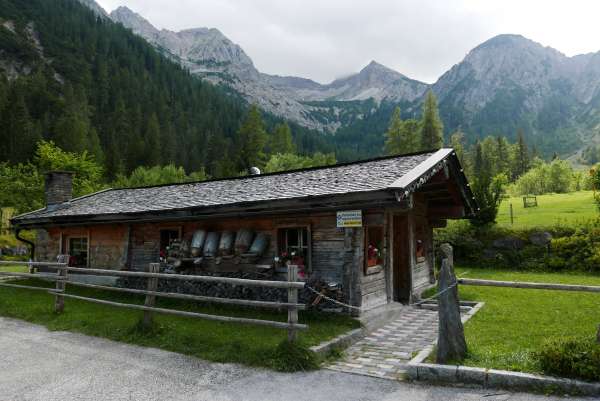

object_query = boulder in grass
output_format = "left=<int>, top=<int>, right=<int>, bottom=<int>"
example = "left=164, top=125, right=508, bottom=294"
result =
left=529, top=232, right=552, bottom=247
left=492, top=237, right=525, bottom=250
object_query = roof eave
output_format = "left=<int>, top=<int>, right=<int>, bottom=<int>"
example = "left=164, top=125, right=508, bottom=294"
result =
left=11, top=189, right=400, bottom=229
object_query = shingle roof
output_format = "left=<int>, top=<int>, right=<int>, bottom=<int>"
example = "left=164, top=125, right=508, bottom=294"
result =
left=14, top=149, right=470, bottom=225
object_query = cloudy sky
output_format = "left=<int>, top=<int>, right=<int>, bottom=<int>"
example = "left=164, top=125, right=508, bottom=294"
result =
left=96, top=0, right=600, bottom=84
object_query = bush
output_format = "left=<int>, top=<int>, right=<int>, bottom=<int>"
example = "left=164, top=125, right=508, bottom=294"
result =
left=537, top=337, right=600, bottom=382
left=435, top=219, right=600, bottom=273
left=271, top=340, right=319, bottom=372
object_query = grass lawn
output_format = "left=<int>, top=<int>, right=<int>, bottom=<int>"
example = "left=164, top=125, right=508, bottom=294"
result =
left=495, top=190, right=597, bottom=229
left=454, top=267, right=600, bottom=374
left=0, top=279, right=359, bottom=370
left=0, top=265, right=28, bottom=273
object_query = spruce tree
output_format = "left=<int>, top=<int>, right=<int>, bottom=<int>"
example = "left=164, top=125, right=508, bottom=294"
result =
left=236, top=105, right=268, bottom=170
left=2, top=85, right=39, bottom=163
left=53, top=86, right=92, bottom=155
left=420, top=91, right=444, bottom=151
left=449, top=130, right=466, bottom=167
left=470, top=141, right=505, bottom=226
left=144, top=113, right=162, bottom=166
left=514, top=129, right=530, bottom=178
left=271, top=123, right=295, bottom=154
left=496, top=136, right=510, bottom=177
left=384, top=107, right=420, bottom=155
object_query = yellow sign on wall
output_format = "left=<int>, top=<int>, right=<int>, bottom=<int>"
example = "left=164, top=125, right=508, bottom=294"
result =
left=336, top=210, right=363, bottom=228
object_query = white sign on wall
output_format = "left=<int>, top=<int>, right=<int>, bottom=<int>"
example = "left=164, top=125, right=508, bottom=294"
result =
left=336, top=210, right=363, bottom=228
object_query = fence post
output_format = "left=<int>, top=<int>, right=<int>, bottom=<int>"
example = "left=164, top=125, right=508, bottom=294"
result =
left=54, top=264, right=68, bottom=313
left=509, top=203, right=514, bottom=225
left=143, top=263, right=160, bottom=329
left=287, top=264, right=298, bottom=342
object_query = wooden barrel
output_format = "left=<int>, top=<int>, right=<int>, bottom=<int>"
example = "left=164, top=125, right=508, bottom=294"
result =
left=234, top=229, right=254, bottom=255
left=249, top=233, right=270, bottom=256
left=218, top=231, right=235, bottom=256
left=203, top=232, right=221, bottom=257
left=190, top=230, right=207, bottom=257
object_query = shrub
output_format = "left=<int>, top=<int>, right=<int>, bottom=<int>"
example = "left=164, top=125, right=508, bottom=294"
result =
left=537, top=337, right=600, bottom=382
left=271, top=340, right=319, bottom=372
left=435, top=219, right=600, bottom=273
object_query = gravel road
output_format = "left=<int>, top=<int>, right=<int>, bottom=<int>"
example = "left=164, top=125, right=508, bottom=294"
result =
left=0, top=317, right=591, bottom=401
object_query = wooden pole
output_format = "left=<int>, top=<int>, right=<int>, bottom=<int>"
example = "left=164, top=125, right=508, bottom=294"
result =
left=287, top=264, right=299, bottom=342
left=143, top=263, right=160, bottom=329
left=54, top=264, right=68, bottom=314
left=510, top=203, right=514, bottom=225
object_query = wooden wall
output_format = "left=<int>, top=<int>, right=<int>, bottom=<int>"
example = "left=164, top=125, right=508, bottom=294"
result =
left=36, top=225, right=129, bottom=269
left=33, top=204, right=436, bottom=311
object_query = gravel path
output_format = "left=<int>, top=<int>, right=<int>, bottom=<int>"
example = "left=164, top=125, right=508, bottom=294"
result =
left=0, top=317, right=590, bottom=401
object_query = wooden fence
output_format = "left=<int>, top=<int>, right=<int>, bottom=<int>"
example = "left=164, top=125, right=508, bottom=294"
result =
left=458, top=278, right=600, bottom=293
left=0, top=261, right=307, bottom=341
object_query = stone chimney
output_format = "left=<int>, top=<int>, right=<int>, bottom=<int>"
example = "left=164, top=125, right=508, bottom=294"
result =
left=45, top=171, right=73, bottom=208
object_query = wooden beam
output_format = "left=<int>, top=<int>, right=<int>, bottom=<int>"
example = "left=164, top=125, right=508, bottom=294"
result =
left=428, top=206, right=465, bottom=219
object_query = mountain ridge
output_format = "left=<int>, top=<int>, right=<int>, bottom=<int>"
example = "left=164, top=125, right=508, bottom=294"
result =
left=89, top=1, right=600, bottom=157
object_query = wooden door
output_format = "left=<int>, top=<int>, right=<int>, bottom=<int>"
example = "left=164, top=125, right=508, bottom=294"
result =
left=393, top=215, right=411, bottom=303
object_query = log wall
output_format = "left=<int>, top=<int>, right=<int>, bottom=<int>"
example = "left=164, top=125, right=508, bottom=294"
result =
left=33, top=205, right=432, bottom=311
left=36, top=225, right=129, bottom=269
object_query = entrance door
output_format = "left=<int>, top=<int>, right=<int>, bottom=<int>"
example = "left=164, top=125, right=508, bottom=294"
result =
left=393, top=215, right=411, bottom=303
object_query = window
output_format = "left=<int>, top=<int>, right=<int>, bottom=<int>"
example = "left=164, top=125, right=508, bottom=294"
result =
left=68, top=237, right=88, bottom=267
left=160, top=229, right=180, bottom=258
left=365, top=226, right=384, bottom=272
left=278, top=227, right=309, bottom=270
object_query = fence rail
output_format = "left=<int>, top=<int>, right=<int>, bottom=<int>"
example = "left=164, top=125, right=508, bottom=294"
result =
left=42, top=265, right=305, bottom=289
left=0, top=260, right=307, bottom=338
left=458, top=278, right=600, bottom=293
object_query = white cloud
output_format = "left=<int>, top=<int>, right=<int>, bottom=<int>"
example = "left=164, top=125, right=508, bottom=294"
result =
left=95, top=0, right=600, bottom=84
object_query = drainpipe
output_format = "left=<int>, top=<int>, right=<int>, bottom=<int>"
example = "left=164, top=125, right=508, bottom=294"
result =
left=15, top=228, right=35, bottom=261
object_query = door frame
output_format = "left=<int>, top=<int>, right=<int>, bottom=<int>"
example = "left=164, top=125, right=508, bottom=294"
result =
left=392, top=213, right=413, bottom=303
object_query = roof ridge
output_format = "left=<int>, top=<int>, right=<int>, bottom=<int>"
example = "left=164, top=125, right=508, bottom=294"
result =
left=111, top=149, right=440, bottom=192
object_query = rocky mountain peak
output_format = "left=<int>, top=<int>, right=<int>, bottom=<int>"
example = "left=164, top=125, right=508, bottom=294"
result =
left=77, top=0, right=109, bottom=18
left=110, top=7, right=254, bottom=71
left=110, top=6, right=159, bottom=38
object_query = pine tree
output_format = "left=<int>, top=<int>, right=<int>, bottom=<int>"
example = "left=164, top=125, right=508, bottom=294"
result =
left=271, top=122, right=295, bottom=154
left=236, top=105, right=268, bottom=170
left=420, top=91, right=444, bottom=151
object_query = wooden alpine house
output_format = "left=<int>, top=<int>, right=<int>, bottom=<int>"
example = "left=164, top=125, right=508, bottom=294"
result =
left=11, top=148, right=477, bottom=314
